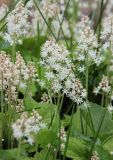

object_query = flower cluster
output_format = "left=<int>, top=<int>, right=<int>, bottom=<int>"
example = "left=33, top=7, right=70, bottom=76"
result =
left=41, top=39, right=70, bottom=92
left=41, top=40, right=86, bottom=104
left=107, top=104, right=113, bottom=113
left=64, top=78, right=87, bottom=104
left=94, top=76, right=111, bottom=95
left=78, top=0, right=98, bottom=17
left=41, top=39, right=70, bottom=68
left=12, top=109, right=46, bottom=145
left=25, top=0, right=71, bottom=38
left=58, top=128, right=66, bottom=149
left=41, top=92, right=49, bottom=103
left=91, top=151, right=100, bottom=160
left=16, top=99, right=24, bottom=112
left=101, top=15, right=113, bottom=47
left=0, top=51, right=37, bottom=112
left=0, top=3, right=8, bottom=21
left=74, top=16, right=103, bottom=72
left=104, top=1, right=113, bottom=17
left=4, top=0, right=31, bottom=45
left=40, top=0, right=59, bottom=19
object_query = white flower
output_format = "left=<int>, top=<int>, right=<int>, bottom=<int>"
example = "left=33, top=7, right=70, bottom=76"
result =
left=0, top=51, right=38, bottom=112
left=93, top=87, right=100, bottom=95
left=45, top=72, right=54, bottom=80
left=94, top=76, right=111, bottom=94
left=103, top=42, right=110, bottom=50
left=12, top=123, right=23, bottom=139
left=74, top=15, right=101, bottom=66
left=78, top=65, right=85, bottom=73
left=94, top=56, right=103, bottom=66
left=27, top=136, right=34, bottom=145
left=4, top=1, right=31, bottom=45
left=0, top=3, right=8, bottom=21
left=64, top=78, right=86, bottom=104
left=41, top=39, right=71, bottom=93
left=108, top=104, right=113, bottom=113
left=101, top=16, right=113, bottom=43
left=19, top=82, right=27, bottom=89
left=77, top=54, right=85, bottom=61
left=41, top=40, right=86, bottom=104
left=12, top=110, right=46, bottom=145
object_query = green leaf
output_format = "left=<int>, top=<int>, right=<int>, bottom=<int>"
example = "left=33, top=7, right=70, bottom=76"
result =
left=24, top=96, right=57, bottom=124
left=20, top=83, right=37, bottom=96
left=36, top=129, right=57, bottom=147
left=62, top=114, right=71, bottom=127
left=0, top=149, right=27, bottom=160
left=87, top=102, right=113, bottom=142
left=71, top=108, right=92, bottom=137
left=16, top=36, right=46, bottom=58
left=95, top=145, right=113, bottom=160
left=103, top=137, right=113, bottom=154
left=34, top=149, right=55, bottom=160
left=66, top=137, right=88, bottom=160
left=75, top=102, right=113, bottom=142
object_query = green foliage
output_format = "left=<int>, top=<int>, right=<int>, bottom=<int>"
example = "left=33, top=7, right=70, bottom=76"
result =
left=66, top=137, right=88, bottom=160
left=0, top=149, right=27, bottom=160
left=16, top=36, right=46, bottom=59
left=103, top=138, right=113, bottom=154
left=24, top=95, right=57, bottom=124
left=71, top=103, right=113, bottom=141
left=36, top=129, right=57, bottom=147
left=34, top=149, right=55, bottom=160
left=94, top=146, right=113, bottom=160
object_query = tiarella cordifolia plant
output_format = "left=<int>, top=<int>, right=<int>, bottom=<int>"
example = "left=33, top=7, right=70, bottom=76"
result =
left=94, top=76, right=111, bottom=95
left=0, top=50, right=38, bottom=149
left=4, top=0, right=31, bottom=45
left=0, top=3, right=8, bottom=21
left=57, top=127, right=66, bottom=149
left=101, top=15, right=113, bottom=46
left=41, top=39, right=86, bottom=104
left=91, top=151, right=100, bottom=160
left=74, top=15, right=103, bottom=73
left=12, top=109, right=46, bottom=145
left=0, top=51, right=37, bottom=110
left=25, top=0, right=71, bottom=38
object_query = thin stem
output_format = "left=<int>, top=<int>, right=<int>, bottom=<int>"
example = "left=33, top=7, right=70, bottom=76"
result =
left=57, top=0, right=71, bottom=40
left=0, top=72, right=4, bottom=149
left=89, top=108, right=107, bottom=158
left=88, top=107, right=95, bottom=132
left=85, top=53, right=89, bottom=136
left=85, top=54, right=95, bottom=135
left=107, top=40, right=112, bottom=80
left=56, top=14, right=70, bottom=50
left=12, top=42, right=16, bottom=62
left=8, top=82, right=13, bottom=149
left=95, top=0, right=107, bottom=43
left=63, top=104, right=75, bottom=160
left=47, top=89, right=54, bottom=128
left=45, top=145, right=52, bottom=160
left=80, top=108, right=84, bottom=134
left=17, top=140, right=21, bottom=160
left=57, top=93, right=61, bottom=160
left=101, top=93, right=104, bottom=108
left=65, top=102, right=74, bottom=114
left=33, top=0, right=57, bottom=41
left=85, top=53, right=89, bottom=99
